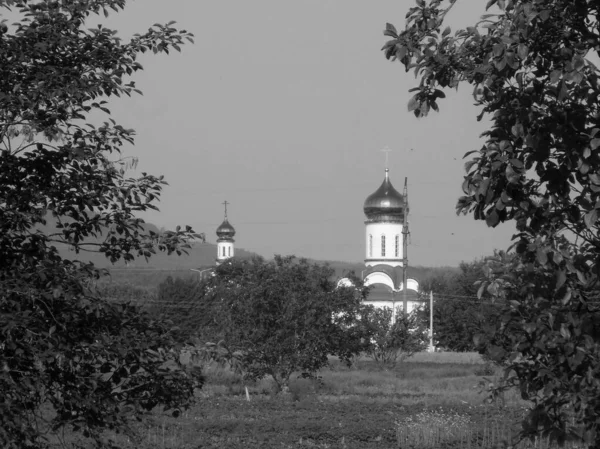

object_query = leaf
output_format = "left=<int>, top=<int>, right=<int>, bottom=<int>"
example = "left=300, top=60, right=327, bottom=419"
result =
left=549, top=70, right=562, bottom=84
left=557, top=80, right=568, bottom=102
left=511, top=124, right=524, bottom=138
left=573, top=54, right=585, bottom=71
left=407, top=95, right=420, bottom=112
left=509, top=158, right=523, bottom=169
left=517, top=43, right=529, bottom=60
left=584, top=209, right=598, bottom=229
left=384, top=23, right=398, bottom=38
left=485, top=0, right=498, bottom=9
left=556, top=270, right=567, bottom=289
left=536, top=247, right=548, bottom=266
left=486, top=209, right=500, bottom=227
left=539, top=9, right=551, bottom=21
left=442, top=26, right=451, bottom=37
left=591, top=138, right=600, bottom=150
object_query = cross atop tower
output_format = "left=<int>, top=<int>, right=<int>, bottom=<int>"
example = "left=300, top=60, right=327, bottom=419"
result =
left=222, top=200, right=229, bottom=219
left=380, top=146, right=392, bottom=168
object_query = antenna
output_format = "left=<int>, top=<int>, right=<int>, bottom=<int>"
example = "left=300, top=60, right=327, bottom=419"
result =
left=402, top=177, right=409, bottom=314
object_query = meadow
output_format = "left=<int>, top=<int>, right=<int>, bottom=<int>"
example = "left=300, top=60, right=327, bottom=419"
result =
left=95, top=352, right=585, bottom=449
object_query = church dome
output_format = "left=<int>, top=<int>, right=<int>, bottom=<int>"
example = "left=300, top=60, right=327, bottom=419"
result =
left=364, top=169, right=405, bottom=220
left=216, top=218, right=235, bottom=240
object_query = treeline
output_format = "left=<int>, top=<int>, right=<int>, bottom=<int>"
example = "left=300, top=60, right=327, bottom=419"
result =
left=417, top=258, right=501, bottom=353
left=97, top=256, right=429, bottom=389
left=97, top=256, right=499, bottom=357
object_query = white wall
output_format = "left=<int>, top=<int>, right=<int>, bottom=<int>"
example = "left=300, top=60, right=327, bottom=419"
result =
left=217, top=241, right=234, bottom=261
left=363, top=271, right=395, bottom=290
left=365, top=221, right=403, bottom=266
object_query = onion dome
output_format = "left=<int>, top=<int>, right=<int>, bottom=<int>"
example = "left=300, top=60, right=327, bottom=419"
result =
left=363, top=169, right=405, bottom=221
left=216, top=218, right=235, bottom=241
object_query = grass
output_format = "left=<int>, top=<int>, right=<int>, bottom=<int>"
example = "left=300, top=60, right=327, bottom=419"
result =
left=52, top=352, right=586, bottom=449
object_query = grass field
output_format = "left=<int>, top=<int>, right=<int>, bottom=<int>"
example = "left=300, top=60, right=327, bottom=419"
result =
left=69, top=352, right=580, bottom=449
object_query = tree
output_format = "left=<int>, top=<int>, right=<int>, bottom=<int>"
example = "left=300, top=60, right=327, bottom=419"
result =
left=418, top=257, right=501, bottom=352
left=361, top=306, right=429, bottom=366
left=147, top=275, right=224, bottom=343
left=201, top=256, right=369, bottom=392
left=0, top=1, right=201, bottom=447
left=383, top=0, right=600, bottom=445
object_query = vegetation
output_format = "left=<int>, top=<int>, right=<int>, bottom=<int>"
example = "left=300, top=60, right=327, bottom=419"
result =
left=419, top=258, right=502, bottom=352
left=361, top=307, right=429, bottom=366
left=78, top=352, right=588, bottom=449
left=191, top=256, right=371, bottom=391
left=0, top=1, right=202, bottom=447
left=384, top=0, right=600, bottom=445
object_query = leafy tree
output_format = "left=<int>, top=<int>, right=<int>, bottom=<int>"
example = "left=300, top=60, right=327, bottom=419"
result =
left=200, top=256, right=370, bottom=391
left=361, top=307, right=429, bottom=366
left=146, top=275, right=224, bottom=343
left=0, top=1, right=201, bottom=447
left=419, top=258, right=501, bottom=351
left=384, top=0, right=600, bottom=445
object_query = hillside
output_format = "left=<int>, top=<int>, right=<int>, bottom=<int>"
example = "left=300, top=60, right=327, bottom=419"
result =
left=51, top=240, right=258, bottom=270
left=35, top=217, right=458, bottom=285
left=34, top=216, right=259, bottom=270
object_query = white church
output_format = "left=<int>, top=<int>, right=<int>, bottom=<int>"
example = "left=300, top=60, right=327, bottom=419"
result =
left=338, top=167, right=422, bottom=318
left=215, top=201, right=236, bottom=265
left=202, top=167, right=422, bottom=315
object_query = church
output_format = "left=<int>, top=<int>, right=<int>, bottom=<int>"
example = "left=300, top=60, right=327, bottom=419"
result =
left=337, top=166, right=422, bottom=319
left=190, top=202, right=236, bottom=280
left=200, top=167, right=422, bottom=317
left=361, top=167, right=421, bottom=313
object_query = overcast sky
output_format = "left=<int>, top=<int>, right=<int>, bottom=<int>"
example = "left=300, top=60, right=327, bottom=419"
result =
left=99, top=0, right=515, bottom=266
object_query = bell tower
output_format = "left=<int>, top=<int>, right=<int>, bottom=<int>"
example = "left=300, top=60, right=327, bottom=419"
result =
left=216, top=201, right=235, bottom=265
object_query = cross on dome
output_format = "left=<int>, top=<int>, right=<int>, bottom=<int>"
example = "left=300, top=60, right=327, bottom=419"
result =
left=380, top=146, right=392, bottom=168
left=222, top=200, right=229, bottom=219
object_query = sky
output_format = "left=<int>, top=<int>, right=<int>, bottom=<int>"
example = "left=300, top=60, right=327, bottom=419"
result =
left=97, top=0, right=516, bottom=267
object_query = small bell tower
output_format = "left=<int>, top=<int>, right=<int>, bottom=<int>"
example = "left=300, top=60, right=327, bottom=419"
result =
left=216, top=201, right=235, bottom=265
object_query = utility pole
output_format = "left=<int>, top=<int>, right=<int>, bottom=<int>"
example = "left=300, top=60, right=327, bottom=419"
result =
left=430, top=291, right=434, bottom=352
left=402, top=177, right=409, bottom=314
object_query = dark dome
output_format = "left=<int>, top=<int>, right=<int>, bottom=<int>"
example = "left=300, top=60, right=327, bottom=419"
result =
left=363, top=169, right=405, bottom=220
left=216, top=218, right=236, bottom=240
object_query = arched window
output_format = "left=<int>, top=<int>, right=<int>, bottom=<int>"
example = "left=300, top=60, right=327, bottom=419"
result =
left=222, top=247, right=226, bottom=257
left=395, top=235, right=400, bottom=257
left=369, top=234, right=373, bottom=257
left=381, top=235, right=386, bottom=257
left=228, top=246, right=231, bottom=257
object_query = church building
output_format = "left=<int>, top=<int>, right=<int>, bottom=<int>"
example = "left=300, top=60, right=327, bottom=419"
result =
left=361, top=168, right=421, bottom=314
left=216, top=201, right=235, bottom=265
left=191, top=202, right=236, bottom=279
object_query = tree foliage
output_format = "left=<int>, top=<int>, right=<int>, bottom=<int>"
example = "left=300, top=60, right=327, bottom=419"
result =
left=384, top=0, right=600, bottom=445
left=0, top=1, right=201, bottom=447
left=147, top=275, right=223, bottom=343
left=200, top=256, right=370, bottom=391
left=419, top=258, right=501, bottom=352
left=361, top=307, right=429, bottom=366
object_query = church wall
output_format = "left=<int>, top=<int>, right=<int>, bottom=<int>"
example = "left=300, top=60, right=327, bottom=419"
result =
left=217, top=241, right=234, bottom=260
left=364, top=221, right=403, bottom=266
left=363, top=272, right=395, bottom=291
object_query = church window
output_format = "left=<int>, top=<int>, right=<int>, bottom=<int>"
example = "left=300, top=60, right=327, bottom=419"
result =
left=381, top=235, right=386, bottom=257
left=222, top=247, right=226, bottom=257
left=395, top=235, right=400, bottom=257
left=369, top=235, right=373, bottom=257
left=228, top=247, right=231, bottom=257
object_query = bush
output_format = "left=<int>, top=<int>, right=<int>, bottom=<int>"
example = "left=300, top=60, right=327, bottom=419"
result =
left=362, top=307, right=429, bottom=367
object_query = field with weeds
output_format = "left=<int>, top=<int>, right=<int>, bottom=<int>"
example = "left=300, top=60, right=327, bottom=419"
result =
left=79, top=352, right=583, bottom=449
